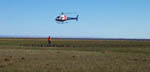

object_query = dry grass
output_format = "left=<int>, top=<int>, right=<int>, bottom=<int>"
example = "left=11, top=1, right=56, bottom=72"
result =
left=0, top=38, right=150, bottom=72
left=0, top=48, right=150, bottom=72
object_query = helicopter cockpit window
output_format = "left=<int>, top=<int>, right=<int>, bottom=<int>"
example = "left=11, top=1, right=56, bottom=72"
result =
left=57, top=16, right=60, bottom=18
left=56, top=16, right=60, bottom=20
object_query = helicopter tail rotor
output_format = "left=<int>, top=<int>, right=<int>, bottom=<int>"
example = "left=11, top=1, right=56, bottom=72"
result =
left=76, top=15, right=79, bottom=21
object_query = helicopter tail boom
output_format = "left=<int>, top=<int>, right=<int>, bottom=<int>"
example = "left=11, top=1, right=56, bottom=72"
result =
left=67, top=15, right=79, bottom=21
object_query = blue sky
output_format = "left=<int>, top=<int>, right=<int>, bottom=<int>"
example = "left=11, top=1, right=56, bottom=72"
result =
left=0, top=0, right=150, bottom=38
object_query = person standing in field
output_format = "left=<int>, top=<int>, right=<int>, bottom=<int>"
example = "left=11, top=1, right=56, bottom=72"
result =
left=48, top=36, right=52, bottom=44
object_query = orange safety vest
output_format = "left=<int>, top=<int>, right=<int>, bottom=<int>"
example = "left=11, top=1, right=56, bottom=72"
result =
left=48, top=37, right=51, bottom=40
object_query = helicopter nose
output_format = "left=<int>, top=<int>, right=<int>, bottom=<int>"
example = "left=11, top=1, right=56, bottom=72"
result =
left=55, top=18, right=58, bottom=21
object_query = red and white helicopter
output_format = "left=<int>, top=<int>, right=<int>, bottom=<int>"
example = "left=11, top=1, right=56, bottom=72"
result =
left=55, top=12, right=79, bottom=24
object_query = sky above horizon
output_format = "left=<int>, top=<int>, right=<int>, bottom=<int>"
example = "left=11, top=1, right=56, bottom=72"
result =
left=0, top=0, right=150, bottom=38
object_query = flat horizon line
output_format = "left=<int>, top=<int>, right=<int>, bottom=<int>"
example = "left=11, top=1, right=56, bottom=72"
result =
left=0, top=36, right=150, bottom=41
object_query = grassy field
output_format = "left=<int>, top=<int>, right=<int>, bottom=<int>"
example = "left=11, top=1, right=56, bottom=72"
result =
left=0, top=38, right=150, bottom=72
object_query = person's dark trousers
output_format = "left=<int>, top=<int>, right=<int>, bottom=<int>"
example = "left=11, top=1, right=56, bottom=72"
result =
left=48, top=40, right=51, bottom=44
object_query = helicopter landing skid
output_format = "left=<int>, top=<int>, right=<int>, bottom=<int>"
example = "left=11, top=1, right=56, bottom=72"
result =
left=56, top=21, right=68, bottom=24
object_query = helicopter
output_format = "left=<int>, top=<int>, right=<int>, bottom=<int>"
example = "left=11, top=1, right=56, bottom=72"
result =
left=55, top=12, right=79, bottom=24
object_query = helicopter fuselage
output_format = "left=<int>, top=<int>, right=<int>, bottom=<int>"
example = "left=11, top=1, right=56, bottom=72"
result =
left=55, top=14, right=78, bottom=22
